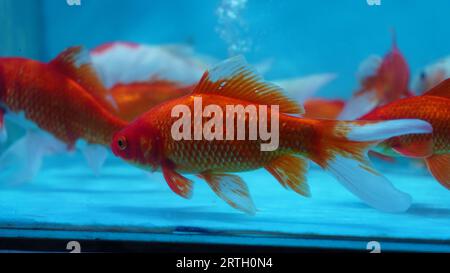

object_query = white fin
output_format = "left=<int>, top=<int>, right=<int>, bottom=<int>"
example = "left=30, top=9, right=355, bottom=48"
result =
left=356, top=55, right=382, bottom=82
left=81, top=144, right=108, bottom=175
left=326, top=155, right=412, bottom=212
left=346, top=119, right=433, bottom=142
left=201, top=173, right=256, bottom=215
left=315, top=119, right=432, bottom=212
left=275, top=73, right=337, bottom=104
left=0, top=130, right=66, bottom=184
left=338, top=91, right=378, bottom=120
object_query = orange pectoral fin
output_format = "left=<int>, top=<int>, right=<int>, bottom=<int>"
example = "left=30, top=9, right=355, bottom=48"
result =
left=265, top=155, right=310, bottom=197
left=392, top=138, right=433, bottom=158
left=425, top=154, right=450, bottom=189
left=162, top=164, right=193, bottom=199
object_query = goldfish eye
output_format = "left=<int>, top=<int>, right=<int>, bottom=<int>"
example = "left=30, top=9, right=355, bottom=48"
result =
left=117, top=136, right=128, bottom=151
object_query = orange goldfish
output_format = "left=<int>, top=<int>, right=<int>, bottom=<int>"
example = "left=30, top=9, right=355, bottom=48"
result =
left=109, top=80, right=194, bottom=121
left=339, top=35, right=413, bottom=119
left=0, top=47, right=127, bottom=182
left=111, top=56, right=432, bottom=214
left=360, top=79, right=450, bottom=189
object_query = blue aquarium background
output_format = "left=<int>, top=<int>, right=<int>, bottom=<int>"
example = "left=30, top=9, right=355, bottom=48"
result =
left=1, top=0, right=450, bottom=252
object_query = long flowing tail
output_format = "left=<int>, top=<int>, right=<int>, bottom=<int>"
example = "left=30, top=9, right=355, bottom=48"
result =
left=312, top=119, right=432, bottom=212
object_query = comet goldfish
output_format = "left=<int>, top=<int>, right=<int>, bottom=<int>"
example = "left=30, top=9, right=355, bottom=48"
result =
left=0, top=47, right=128, bottom=182
left=360, top=78, right=450, bottom=189
left=111, top=56, right=432, bottom=214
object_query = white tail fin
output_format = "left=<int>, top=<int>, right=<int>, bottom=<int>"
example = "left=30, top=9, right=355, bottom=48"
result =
left=0, top=130, right=66, bottom=184
left=313, top=119, right=432, bottom=212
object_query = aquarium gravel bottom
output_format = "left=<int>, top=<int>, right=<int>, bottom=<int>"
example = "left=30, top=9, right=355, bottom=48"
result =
left=0, top=153, right=449, bottom=253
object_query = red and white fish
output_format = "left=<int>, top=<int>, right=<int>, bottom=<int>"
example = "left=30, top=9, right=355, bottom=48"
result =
left=339, top=34, right=413, bottom=119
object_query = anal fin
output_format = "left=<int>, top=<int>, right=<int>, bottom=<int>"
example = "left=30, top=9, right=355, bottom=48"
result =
left=199, top=173, right=256, bottom=215
left=425, top=154, right=450, bottom=189
left=265, top=155, right=310, bottom=197
left=162, top=163, right=193, bottom=199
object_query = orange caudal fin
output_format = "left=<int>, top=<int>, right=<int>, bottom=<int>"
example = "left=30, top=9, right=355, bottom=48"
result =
left=49, top=46, right=117, bottom=112
left=425, top=154, right=450, bottom=189
left=312, top=119, right=432, bottom=212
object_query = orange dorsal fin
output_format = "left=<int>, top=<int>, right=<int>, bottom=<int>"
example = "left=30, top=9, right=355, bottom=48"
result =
left=192, top=56, right=304, bottom=115
left=422, top=78, right=450, bottom=99
left=49, top=46, right=110, bottom=105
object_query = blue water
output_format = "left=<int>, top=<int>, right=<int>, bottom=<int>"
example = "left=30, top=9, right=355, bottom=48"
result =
left=1, top=0, right=450, bottom=252
left=28, top=0, right=450, bottom=98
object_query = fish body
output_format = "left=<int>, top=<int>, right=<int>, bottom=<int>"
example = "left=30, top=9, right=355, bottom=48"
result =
left=339, top=35, right=412, bottom=119
left=0, top=47, right=128, bottom=183
left=0, top=48, right=126, bottom=147
left=112, top=56, right=432, bottom=214
left=117, top=93, right=315, bottom=174
left=360, top=79, right=450, bottom=188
